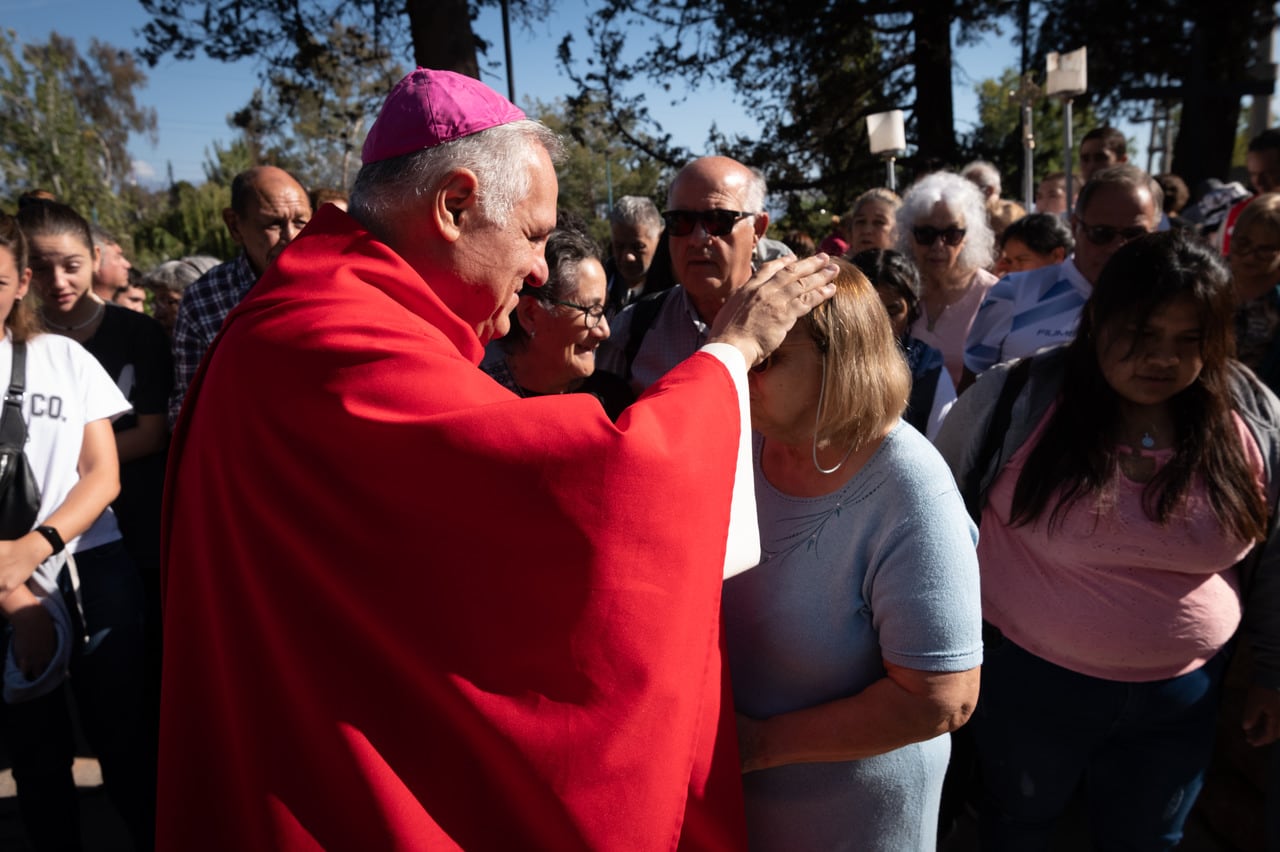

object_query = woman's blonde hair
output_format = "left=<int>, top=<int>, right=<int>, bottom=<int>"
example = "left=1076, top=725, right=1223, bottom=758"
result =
left=799, top=258, right=910, bottom=450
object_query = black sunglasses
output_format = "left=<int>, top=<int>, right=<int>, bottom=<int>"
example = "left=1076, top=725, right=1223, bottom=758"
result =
left=1075, top=219, right=1148, bottom=247
left=912, top=226, right=966, bottom=247
left=662, top=209, right=753, bottom=238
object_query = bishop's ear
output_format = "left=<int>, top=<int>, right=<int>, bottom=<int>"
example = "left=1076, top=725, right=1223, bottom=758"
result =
left=435, top=168, right=481, bottom=243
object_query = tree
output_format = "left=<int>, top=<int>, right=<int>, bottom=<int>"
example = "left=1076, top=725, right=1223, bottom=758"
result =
left=137, top=0, right=552, bottom=84
left=229, top=23, right=406, bottom=190
left=529, top=96, right=670, bottom=246
left=1033, top=0, right=1277, bottom=194
left=132, top=138, right=251, bottom=266
left=0, top=29, right=157, bottom=229
left=558, top=0, right=1022, bottom=212
left=959, top=67, right=1101, bottom=202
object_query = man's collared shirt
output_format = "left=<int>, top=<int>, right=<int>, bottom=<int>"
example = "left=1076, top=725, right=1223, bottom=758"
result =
left=597, top=285, right=709, bottom=394
left=169, top=253, right=256, bottom=427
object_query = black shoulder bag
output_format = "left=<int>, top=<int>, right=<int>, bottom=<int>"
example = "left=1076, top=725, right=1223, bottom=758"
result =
left=0, top=342, right=43, bottom=539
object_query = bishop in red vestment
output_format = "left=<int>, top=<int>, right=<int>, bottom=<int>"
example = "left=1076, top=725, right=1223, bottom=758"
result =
left=157, top=69, right=836, bottom=851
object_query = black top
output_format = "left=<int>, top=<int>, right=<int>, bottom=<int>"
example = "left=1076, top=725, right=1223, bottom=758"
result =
left=82, top=304, right=173, bottom=434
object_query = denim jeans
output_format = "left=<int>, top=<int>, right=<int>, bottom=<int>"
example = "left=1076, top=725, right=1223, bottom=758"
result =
left=971, top=637, right=1228, bottom=852
left=0, top=539, right=156, bottom=852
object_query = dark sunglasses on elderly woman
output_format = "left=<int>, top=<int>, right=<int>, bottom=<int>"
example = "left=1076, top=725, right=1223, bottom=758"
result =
left=912, top=226, right=966, bottom=247
left=662, top=209, right=754, bottom=237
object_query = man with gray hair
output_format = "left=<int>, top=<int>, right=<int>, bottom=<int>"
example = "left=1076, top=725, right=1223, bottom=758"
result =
left=606, top=194, right=664, bottom=314
left=600, top=156, right=792, bottom=392
left=157, top=69, right=837, bottom=850
left=90, top=224, right=133, bottom=302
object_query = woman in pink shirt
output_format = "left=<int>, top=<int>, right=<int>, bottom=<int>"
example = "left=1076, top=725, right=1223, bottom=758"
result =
left=936, top=230, right=1280, bottom=850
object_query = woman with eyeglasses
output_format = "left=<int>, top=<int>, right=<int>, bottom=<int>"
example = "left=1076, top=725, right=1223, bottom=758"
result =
left=482, top=228, right=634, bottom=420
left=936, top=230, right=1280, bottom=850
left=724, top=257, right=982, bottom=851
left=1229, top=193, right=1280, bottom=395
left=896, top=171, right=998, bottom=386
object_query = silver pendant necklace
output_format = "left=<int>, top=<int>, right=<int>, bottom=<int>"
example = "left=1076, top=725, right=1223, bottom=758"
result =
left=42, top=300, right=104, bottom=332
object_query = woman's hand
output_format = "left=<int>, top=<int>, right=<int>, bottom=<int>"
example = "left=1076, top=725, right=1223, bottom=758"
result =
left=1243, top=685, right=1280, bottom=746
left=0, top=534, right=51, bottom=599
left=5, top=586, right=56, bottom=680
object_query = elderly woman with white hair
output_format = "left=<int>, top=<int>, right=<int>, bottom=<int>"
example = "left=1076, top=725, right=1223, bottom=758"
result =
left=896, top=172, right=998, bottom=385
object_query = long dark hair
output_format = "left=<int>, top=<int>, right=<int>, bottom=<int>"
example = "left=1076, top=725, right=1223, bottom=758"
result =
left=1011, top=230, right=1267, bottom=542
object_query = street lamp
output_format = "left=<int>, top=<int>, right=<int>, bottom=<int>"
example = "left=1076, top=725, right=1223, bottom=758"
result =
left=866, top=110, right=905, bottom=192
left=1046, top=47, right=1088, bottom=214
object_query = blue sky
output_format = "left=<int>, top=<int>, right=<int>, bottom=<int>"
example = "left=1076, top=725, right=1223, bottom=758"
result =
left=2, top=0, right=1265, bottom=196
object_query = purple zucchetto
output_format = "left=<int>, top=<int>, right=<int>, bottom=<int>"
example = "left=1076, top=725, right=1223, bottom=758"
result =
left=361, top=68, right=527, bottom=165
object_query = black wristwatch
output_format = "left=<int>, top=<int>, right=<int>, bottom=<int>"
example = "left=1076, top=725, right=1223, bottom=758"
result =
left=34, top=525, right=65, bottom=555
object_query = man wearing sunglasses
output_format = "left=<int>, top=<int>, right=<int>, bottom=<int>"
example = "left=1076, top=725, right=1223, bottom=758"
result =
left=963, top=164, right=1161, bottom=389
left=599, top=156, right=774, bottom=392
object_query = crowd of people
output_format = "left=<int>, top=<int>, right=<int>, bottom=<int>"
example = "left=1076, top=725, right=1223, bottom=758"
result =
left=0, top=65, right=1278, bottom=852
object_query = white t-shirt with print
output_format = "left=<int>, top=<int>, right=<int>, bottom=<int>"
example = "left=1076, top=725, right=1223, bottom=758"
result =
left=0, top=332, right=130, bottom=566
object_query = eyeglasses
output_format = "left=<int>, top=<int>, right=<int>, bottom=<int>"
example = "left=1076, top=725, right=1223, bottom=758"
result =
left=661, top=209, right=754, bottom=238
left=912, top=226, right=966, bottom=247
left=1075, top=219, right=1149, bottom=247
left=543, top=297, right=607, bottom=329
left=1232, top=240, right=1280, bottom=260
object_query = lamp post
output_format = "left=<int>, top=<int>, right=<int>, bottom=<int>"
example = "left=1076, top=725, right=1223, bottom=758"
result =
left=1046, top=47, right=1088, bottom=215
left=866, top=110, right=906, bottom=192
left=1012, top=72, right=1041, bottom=210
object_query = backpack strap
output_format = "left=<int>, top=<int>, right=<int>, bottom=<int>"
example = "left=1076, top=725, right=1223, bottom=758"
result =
left=961, top=356, right=1032, bottom=524
left=0, top=341, right=27, bottom=449
left=622, top=288, right=674, bottom=382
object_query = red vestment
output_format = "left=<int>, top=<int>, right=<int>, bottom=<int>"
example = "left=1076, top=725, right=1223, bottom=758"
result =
left=157, top=205, right=749, bottom=850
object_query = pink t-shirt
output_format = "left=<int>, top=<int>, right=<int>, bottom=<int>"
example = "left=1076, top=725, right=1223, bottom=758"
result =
left=979, top=405, right=1264, bottom=682
left=911, top=268, right=999, bottom=386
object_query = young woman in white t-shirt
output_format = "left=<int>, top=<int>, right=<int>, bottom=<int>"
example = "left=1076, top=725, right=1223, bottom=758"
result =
left=2, top=208, right=155, bottom=851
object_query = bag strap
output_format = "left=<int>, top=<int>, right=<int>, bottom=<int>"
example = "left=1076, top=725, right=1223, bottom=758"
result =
left=0, top=341, right=27, bottom=448
left=961, top=356, right=1032, bottom=524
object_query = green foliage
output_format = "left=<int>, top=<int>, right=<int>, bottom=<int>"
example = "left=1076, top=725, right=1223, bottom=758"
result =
left=531, top=96, right=670, bottom=247
left=559, top=0, right=1022, bottom=214
left=229, top=22, right=405, bottom=191
left=128, top=139, right=253, bottom=267
left=1033, top=0, right=1276, bottom=192
left=960, top=67, right=1100, bottom=201
left=0, top=29, right=156, bottom=232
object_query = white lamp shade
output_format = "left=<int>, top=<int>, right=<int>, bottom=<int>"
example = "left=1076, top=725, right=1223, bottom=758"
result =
left=867, top=110, right=906, bottom=155
left=1045, top=47, right=1087, bottom=97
